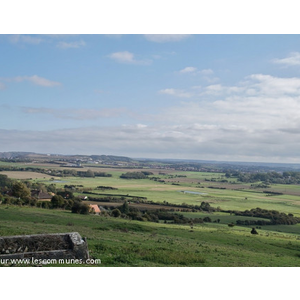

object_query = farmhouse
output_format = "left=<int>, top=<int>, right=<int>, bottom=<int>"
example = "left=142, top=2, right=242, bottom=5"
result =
left=89, top=204, right=101, bottom=214
left=31, top=190, right=53, bottom=201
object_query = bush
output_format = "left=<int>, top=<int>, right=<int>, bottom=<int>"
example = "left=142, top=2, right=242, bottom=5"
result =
left=120, top=172, right=148, bottom=179
left=71, top=201, right=90, bottom=214
left=111, top=208, right=121, bottom=218
left=51, top=195, right=66, bottom=208
left=203, top=217, right=212, bottom=223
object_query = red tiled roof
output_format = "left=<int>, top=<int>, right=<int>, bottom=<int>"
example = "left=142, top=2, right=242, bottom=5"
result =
left=89, top=204, right=101, bottom=213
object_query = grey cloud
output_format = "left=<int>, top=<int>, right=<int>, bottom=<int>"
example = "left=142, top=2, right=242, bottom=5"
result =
left=1, top=123, right=300, bottom=162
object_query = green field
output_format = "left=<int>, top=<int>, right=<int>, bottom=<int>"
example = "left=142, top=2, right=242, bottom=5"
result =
left=25, top=168, right=300, bottom=216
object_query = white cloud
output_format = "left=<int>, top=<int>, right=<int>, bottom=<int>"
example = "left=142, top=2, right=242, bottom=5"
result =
left=13, top=75, right=61, bottom=87
left=204, top=84, right=244, bottom=95
left=199, top=69, right=214, bottom=75
left=247, top=74, right=300, bottom=95
left=108, top=51, right=151, bottom=65
left=56, top=40, right=86, bottom=49
left=159, top=88, right=193, bottom=98
left=136, top=124, right=148, bottom=128
left=179, top=67, right=197, bottom=73
left=5, top=72, right=300, bottom=163
left=9, top=35, right=43, bottom=45
left=272, top=52, right=300, bottom=66
left=178, top=68, right=217, bottom=82
left=0, top=75, right=61, bottom=88
left=21, top=107, right=128, bottom=120
left=144, top=34, right=191, bottom=43
left=109, top=51, right=134, bottom=63
left=204, top=84, right=224, bottom=94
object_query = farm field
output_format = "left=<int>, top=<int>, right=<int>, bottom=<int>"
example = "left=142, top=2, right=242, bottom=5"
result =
left=3, top=162, right=300, bottom=216
left=0, top=171, right=57, bottom=180
left=2, top=160, right=300, bottom=267
left=47, top=177, right=300, bottom=215
left=1, top=205, right=300, bottom=267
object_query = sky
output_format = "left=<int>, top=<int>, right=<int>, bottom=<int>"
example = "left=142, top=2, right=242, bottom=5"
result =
left=1, top=34, right=300, bottom=163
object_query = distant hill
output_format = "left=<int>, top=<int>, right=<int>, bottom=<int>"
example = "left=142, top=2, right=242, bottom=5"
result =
left=0, top=151, right=133, bottom=163
left=90, top=155, right=132, bottom=162
left=0, top=152, right=35, bottom=159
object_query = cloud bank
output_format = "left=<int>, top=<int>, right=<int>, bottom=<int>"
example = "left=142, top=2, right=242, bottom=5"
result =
left=3, top=72, right=300, bottom=163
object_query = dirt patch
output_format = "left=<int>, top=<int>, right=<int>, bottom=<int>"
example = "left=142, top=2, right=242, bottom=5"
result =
left=0, top=171, right=56, bottom=180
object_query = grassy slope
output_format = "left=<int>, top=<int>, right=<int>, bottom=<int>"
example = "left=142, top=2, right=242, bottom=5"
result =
left=1, top=205, right=300, bottom=267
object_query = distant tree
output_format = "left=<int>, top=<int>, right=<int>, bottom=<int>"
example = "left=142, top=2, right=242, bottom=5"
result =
left=47, top=184, right=57, bottom=193
left=57, top=190, right=74, bottom=199
left=31, top=182, right=47, bottom=192
left=79, top=203, right=90, bottom=214
left=85, top=169, right=95, bottom=177
left=120, top=172, right=147, bottom=179
left=120, top=201, right=129, bottom=214
left=12, top=182, right=31, bottom=199
left=71, top=201, right=90, bottom=214
left=0, top=174, right=13, bottom=190
left=51, top=195, right=65, bottom=208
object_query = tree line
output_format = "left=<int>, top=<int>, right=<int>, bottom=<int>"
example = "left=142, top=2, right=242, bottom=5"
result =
left=226, top=170, right=300, bottom=184
left=231, top=207, right=300, bottom=225
left=0, top=166, right=111, bottom=178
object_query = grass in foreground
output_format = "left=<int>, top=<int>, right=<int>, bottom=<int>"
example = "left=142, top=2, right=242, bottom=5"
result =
left=1, top=205, right=300, bottom=267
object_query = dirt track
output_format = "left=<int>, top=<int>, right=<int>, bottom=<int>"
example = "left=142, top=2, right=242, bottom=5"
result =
left=85, top=201, right=192, bottom=211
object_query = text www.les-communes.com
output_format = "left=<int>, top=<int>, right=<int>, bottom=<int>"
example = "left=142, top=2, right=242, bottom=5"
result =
left=0, top=258, right=101, bottom=265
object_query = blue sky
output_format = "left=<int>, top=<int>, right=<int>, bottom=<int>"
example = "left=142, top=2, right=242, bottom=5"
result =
left=2, top=34, right=300, bottom=162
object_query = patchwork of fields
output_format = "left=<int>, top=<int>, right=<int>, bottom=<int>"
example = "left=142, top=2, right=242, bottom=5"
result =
left=2, top=161, right=300, bottom=266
